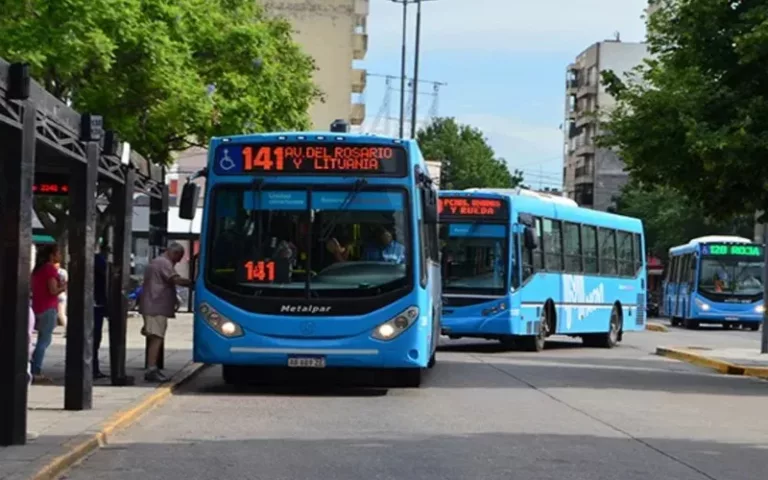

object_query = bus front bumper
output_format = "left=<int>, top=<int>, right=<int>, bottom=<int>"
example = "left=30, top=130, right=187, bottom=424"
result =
left=193, top=319, right=430, bottom=369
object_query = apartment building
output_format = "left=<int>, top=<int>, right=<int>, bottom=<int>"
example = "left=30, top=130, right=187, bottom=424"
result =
left=562, top=40, right=649, bottom=211
left=261, top=0, right=369, bottom=129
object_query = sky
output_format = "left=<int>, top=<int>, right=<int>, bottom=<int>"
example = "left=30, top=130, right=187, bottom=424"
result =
left=357, top=0, right=650, bottom=190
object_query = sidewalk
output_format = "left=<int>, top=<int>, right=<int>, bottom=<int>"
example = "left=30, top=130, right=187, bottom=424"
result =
left=0, top=313, right=201, bottom=480
left=656, top=345, right=768, bottom=379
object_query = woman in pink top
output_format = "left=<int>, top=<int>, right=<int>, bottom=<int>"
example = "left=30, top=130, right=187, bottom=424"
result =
left=30, top=245, right=67, bottom=383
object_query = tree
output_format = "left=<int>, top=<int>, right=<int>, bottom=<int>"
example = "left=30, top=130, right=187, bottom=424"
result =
left=613, top=181, right=754, bottom=259
left=598, top=0, right=768, bottom=221
left=416, top=117, right=524, bottom=190
left=0, top=0, right=319, bottom=253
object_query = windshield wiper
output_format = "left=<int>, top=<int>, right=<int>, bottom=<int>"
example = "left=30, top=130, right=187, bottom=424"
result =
left=319, top=178, right=368, bottom=242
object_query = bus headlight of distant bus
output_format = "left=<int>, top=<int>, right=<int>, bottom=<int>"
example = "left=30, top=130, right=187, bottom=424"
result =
left=756, top=305, right=765, bottom=314
left=199, top=303, right=243, bottom=338
left=372, top=306, right=419, bottom=341
left=694, top=298, right=710, bottom=311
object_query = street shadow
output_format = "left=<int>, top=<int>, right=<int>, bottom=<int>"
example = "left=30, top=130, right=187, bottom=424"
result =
left=424, top=355, right=768, bottom=395
left=47, top=432, right=768, bottom=480
left=178, top=365, right=441, bottom=397
left=438, top=337, right=584, bottom=353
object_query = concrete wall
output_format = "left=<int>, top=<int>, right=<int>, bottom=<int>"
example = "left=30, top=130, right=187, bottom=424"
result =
left=261, top=0, right=366, bottom=129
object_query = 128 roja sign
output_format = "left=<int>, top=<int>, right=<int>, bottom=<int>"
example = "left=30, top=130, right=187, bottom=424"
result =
left=438, top=197, right=507, bottom=220
left=217, top=142, right=407, bottom=176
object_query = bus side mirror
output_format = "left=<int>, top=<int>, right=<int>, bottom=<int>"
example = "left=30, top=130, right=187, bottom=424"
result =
left=423, top=188, right=438, bottom=224
left=179, top=182, right=200, bottom=220
left=523, top=226, right=537, bottom=250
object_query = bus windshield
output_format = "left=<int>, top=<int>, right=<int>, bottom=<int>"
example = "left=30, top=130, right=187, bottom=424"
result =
left=206, top=186, right=410, bottom=299
left=439, top=223, right=507, bottom=295
left=698, top=256, right=764, bottom=296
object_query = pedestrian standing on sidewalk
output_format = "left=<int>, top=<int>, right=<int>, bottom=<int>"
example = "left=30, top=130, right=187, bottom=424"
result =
left=55, top=260, right=68, bottom=331
left=93, top=243, right=109, bottom=379
left=30, top=244, right=67, bottom=384
left=139, top=242, right=193, bottom=382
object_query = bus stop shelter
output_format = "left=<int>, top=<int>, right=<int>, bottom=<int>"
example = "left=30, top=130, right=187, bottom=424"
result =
left=0, top=58, right=169, bottom=446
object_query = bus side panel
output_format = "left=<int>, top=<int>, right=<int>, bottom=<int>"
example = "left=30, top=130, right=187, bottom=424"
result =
left=519, top=272, right=645, bottom=334
left=441, top=296, right=516, bottom=337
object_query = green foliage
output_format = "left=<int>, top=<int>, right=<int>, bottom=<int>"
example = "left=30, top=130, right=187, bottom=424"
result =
left=416, top=117, right=524, bottom=190
left=0, top=0, right=319, bottom=165
left=614, top=181, right=754, bottom=259
left=599, top=0, right=768, bottom=221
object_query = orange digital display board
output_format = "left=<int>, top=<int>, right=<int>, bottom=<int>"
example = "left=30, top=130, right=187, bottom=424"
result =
left=214, top=143, right=407, bottom=176
left=438, top=196, right=508, bottom=220
left=240, top=260, right=276, bottom=283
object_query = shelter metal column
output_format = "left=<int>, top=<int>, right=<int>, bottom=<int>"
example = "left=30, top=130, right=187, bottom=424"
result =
left=108, top=167, right=135, bottom=385
left=0, top=99, right=36, bottom=445
left=64, top=142, right=98, bottom=410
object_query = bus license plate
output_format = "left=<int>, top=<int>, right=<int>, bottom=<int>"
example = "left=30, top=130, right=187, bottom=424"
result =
left=287, top=356, right=326, bottom=368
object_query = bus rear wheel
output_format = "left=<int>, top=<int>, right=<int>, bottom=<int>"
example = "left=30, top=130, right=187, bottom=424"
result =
left=584, top=306, right=620, bottom=348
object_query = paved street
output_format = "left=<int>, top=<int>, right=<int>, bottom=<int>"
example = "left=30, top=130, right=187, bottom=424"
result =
left=59, top=321, right=767, bottom=480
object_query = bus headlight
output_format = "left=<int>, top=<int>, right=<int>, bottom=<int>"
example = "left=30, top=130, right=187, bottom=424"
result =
left=694, top=298, right=710, bottom=311
left=199, top=302, right=243, bottom=338
left=372, top=306, right=419, bottom=341
left=756, top=305, right=765, bottom=314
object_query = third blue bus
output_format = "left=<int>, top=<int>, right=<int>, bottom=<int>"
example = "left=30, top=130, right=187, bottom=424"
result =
left=662, top=235, right=764, bottom=330
left=438, top=188, right=647, bottom=351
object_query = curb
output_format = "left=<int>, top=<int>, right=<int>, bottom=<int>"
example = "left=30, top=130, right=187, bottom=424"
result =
left=31, top=362, right=206, bottom=480
left=655, top=347, right=768, bottom=379
left=645, top=322, right=669, bottom=332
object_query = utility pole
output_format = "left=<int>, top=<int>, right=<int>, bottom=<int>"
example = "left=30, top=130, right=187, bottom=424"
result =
left=762, top=224, right=768, bottom=353
left=391, top=0, right=409, bottom=138
left=409, top=0, right=422, bottom=138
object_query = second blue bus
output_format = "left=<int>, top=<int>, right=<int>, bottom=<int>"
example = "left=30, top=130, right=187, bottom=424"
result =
left=662, top=236, right=764, bottom=330
left=438, top=188, right=648, bottom=351
left=179, top=122, right=441, bottom=387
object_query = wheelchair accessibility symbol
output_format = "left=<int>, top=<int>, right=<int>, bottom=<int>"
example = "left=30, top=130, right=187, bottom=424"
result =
left=219, top=148, right=236, bottom=171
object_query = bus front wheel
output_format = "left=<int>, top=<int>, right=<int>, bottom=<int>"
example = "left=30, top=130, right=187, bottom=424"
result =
left=520, top=309, right=549, bottom=352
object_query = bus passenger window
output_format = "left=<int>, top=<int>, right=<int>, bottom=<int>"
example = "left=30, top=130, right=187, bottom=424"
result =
left=563, top=222, right=581, bottom=273
left=543, top=219, right=563, bottom=271
left=532, top=217, right=544, bottom=271
left=582, top=226, right=598, bottom=274
left=617, top=231, right=633, bottom=277
left=598, top=228, right=617, bottom=275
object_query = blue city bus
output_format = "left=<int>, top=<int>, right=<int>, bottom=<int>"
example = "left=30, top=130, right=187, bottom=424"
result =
left=662, top=236, right=764, bottom=330
left=178, top=122, right=441, bottom=387
left=438, top=188, right=647, bottom=351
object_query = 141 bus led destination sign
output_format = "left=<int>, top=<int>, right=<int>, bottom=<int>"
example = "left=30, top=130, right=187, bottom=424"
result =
left=438, top=197, right=508, bottom=220
left=703, top=244, right=764, bottom=257
left=214, top=143, right=407, bottom=176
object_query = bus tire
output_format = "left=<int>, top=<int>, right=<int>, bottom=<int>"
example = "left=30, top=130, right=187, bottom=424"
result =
left=222, top=365, right=245, bottom=385
left=398, top=368, right=423, bottom=388
left=428, top=352, right=437, bottom=368
left=588, top=306, right=621, bottom=349
left=748, top=323, right=760, bottom=331
left=520, top=309, right=549, bottom=352
left=683, top=318, right=699, bottom=329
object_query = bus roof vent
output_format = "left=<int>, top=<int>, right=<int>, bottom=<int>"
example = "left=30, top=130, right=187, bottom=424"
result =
left=688, top=235, right=753, bottom=245
left=330, top=119, right=350, bottom=133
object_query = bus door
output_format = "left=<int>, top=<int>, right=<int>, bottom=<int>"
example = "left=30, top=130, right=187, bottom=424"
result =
left=675, top=254, right=694, bottom=318
left=663, top=256, right=678, bottom=317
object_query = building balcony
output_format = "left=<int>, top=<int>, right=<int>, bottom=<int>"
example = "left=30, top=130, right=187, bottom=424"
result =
left=355, top=0, right=370, bottom=18
left=352, top=68, right=366, bottom=94
left=353, top=33, right=368, bottom=60
left=575, top=143, right=595, bottom=157
left=350, top=102, right=366, bottom=125
left=576, top=83, right=598, bottom=98
left=575, top=111, right=595, bottom=129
